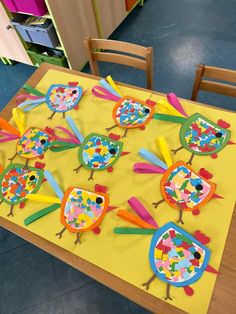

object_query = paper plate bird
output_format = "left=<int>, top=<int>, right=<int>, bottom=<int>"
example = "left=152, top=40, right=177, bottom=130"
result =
left=114, top=197, right=218, bottom=300
left=0, top=108, right=80, bottom=166
left=134, top=137, right=222, bottom=223
left=92, top=75, right=156, bottom=137
left=25, top=171, right=116, bottom=244
left=49, top=116, right=129, bottom=180
left=153, top=93, right=233, bottom=164
left=17, top=82, right=83, bottom=120
left=0, top=163, right=44, bottom=216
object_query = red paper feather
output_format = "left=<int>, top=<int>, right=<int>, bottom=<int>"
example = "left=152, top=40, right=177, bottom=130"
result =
left=193, top=230, right=210, bottom=245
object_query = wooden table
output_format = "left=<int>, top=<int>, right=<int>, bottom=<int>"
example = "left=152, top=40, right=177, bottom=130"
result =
left=0, top=63, right=235, bottom=314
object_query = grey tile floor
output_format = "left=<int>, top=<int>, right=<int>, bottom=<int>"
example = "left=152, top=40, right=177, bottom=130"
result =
left=1, top=0, right=236, bottom=313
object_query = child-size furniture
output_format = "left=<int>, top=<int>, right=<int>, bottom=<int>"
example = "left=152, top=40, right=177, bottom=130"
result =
left=191, top=64, right=236, bottom=102
left=84, top=37, right=153, bottom=89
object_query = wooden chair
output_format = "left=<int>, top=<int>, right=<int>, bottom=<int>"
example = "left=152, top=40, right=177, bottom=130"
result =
left=191, top=64, right=236, bottom=101
left=84, top=37, right=153, bottom=89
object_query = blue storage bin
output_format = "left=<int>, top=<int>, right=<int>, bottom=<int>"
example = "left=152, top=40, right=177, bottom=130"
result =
left=11, top=15, right=60, bottom=48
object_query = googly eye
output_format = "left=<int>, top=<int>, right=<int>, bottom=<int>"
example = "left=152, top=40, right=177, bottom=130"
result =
left=194, top=251, right=201, bottom=259
left=195, top=184, right=203, bottom=191
left=96, top=197, right=103, bottom=204
left=144, top=108, right=150, bottom=113
left=40, top=139, right=46, bottom=144
left=29, top=175, right=36, bottom=181
left=109, top=148, right=116, bottom=155
left=72, top=90, right=77, bottom=94
left=215, top=132, right=222, bottom=138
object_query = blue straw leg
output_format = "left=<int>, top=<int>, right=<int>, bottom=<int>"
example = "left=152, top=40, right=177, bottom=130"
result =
left=66, top=116, right=84, bottom=143
left=44, top=170, right=64, bottom=200
left=139, top=148, right=168, bottom=170
left=18, top=97, right=46, bottom=112
left=99, top=79, right=121, bottom=98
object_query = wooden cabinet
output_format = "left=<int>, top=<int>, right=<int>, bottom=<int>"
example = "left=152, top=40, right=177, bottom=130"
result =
left=93, top=0, right=127, bottom=38
left=46, top=0, right=99, bottom=70
left=0, top=0, right=143, bottom=69
left=0, top=2, right=32, bottom=65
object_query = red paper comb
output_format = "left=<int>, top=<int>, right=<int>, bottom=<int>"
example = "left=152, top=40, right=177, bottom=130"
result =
left=145, top=99, right=156, bottom=107
left=217, top=119, right=230, bottom=129
left=68, top=82, right=78, bottom=86
left=45, top=127, right=55, bottom=135
left=109, top=133, right=121, bottom=141
left=199, top=168, right=213, bottom=180
left=34, top=162, right=45, bottom=169
left=95, top=184, right=108, bottom=193
left=193, top=230, right=210, bottom=245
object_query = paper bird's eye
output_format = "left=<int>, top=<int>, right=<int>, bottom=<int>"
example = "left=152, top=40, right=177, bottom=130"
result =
left=194, top=251, right=201, bottom=259
left=40, top=139, right=46, bottom=144
left=72, top=90, right=77, bottom=94
left=195, top=184, right=203, bottom=191
left=144, top=108, right=150, bottom=113
left=96, top=197, right=103, bottom=204
left=215, top=132, right=222, bottom=138
left=29, top=175, right=35, bottom=181
left=109, top=148, right=116, bottom=155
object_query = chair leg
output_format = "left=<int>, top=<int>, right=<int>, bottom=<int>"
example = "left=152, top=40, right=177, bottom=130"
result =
left=84, top=37, right=100, bottom=76
left=146, top=47, right=153, bottom=90
left=191, top=64, right=205, bottom=101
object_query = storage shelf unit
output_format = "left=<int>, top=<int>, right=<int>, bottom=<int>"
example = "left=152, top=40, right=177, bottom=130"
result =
left=1, top=0, right=144, bottom=70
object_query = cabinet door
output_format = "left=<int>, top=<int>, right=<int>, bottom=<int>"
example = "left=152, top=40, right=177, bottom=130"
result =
left=94, top=0, right=127, bottom=38
left=47, top=0, right=99, bottom=70
left=0, top=3, right=32, bottom=65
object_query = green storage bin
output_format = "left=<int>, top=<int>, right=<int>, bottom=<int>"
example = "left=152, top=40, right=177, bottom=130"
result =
left=27, top=45, right=68, bottom=67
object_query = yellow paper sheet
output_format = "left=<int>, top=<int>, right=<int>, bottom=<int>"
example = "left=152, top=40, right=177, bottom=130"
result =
left=1, top=69, right=236, bottom=314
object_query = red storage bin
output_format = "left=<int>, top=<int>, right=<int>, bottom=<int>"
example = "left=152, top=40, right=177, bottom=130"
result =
left=125, top=0, right=137, bottom=11
left=3, top=0, right=48, bottom=16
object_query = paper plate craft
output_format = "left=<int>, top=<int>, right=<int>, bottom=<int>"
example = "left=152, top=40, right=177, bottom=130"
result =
left=114, top=197, right=218, bottom=300
left=0, top=163, right=44, bottom=217
left=134, top=137, right=222, bottom=224
left=0, top=108, right=80, bottom=166
left=92, top=75, right=157, bottom=137
left=50, top=115, right=128, bottom=180
left=16, top=82, right=83, bottom=120
left=153, top=93, right=233, bottom=164
left=25, top=170, right=116, bottom=244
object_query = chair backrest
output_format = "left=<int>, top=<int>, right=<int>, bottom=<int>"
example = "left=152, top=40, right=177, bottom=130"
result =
left=191, top=64, right=236, bottom=101
left=84, top=37, right=153, bottom=90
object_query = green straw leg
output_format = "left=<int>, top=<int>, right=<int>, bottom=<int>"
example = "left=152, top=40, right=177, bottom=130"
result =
left=23, top=84, right=46, bottom=97
left=153, top=113, right=186, bottom=124
left=24, top=203, right=61, bottom=226
left=114, top=228, right=156, bottom=235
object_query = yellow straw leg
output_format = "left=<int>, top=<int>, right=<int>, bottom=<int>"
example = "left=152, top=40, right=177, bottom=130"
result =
left=25, top=194, right=61, bottom=204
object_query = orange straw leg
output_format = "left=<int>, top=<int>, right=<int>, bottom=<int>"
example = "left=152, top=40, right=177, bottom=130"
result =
left=0, top=117, right=20, bottom=137
left=117, top=209, right=155, bottom=229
